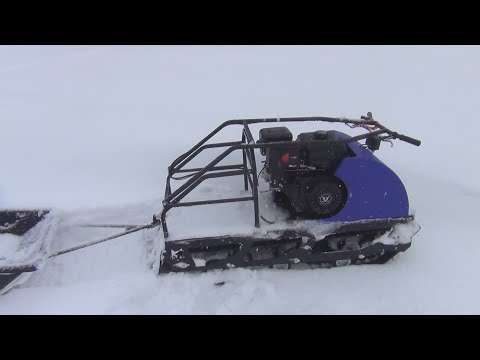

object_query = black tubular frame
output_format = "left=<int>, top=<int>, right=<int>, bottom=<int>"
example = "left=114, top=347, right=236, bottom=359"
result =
left=160, top=115, right=421, bottom=238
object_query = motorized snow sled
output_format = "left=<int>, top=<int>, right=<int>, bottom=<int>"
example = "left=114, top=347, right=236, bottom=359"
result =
left=0, top=112, right=421, bottom=294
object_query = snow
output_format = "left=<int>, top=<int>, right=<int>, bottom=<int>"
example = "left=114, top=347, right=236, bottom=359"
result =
left=0, top=210, right=59, bottom=268
left=1, top=45, right=480, bottom=314
left=0, top=234, right=21, bottom=259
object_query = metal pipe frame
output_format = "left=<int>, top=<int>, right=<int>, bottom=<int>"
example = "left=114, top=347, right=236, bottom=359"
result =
left=160, top=115, right=421, bottom=238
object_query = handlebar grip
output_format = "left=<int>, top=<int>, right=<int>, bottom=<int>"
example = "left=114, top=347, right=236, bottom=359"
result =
left=393, top=133, right=421, bottom=146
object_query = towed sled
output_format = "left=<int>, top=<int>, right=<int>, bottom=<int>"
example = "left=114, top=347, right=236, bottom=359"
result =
left=0, top=112, right=421, bottom=294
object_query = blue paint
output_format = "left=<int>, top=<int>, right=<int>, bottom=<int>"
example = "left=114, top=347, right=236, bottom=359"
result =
left=316, top=131, right=409, bottom=224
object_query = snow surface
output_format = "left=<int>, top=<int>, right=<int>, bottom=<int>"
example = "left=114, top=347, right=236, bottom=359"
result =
left=0, top=234, right=21, bottom=259
left=1, top=45, right=480, bottom=314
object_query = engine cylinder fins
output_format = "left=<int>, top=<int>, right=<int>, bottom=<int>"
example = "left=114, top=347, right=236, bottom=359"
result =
left=307, top=179, right=348, bottom=218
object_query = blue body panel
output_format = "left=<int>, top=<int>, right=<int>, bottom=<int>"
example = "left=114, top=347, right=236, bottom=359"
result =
left=317, top=131, right=409, bottom=223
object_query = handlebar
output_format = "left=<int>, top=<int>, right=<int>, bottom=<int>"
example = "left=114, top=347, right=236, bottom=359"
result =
left=390, top=132, right=422, bottom=146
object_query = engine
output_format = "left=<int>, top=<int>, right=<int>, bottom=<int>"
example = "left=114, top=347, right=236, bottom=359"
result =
left=258, top=126, right=352, bottom=218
